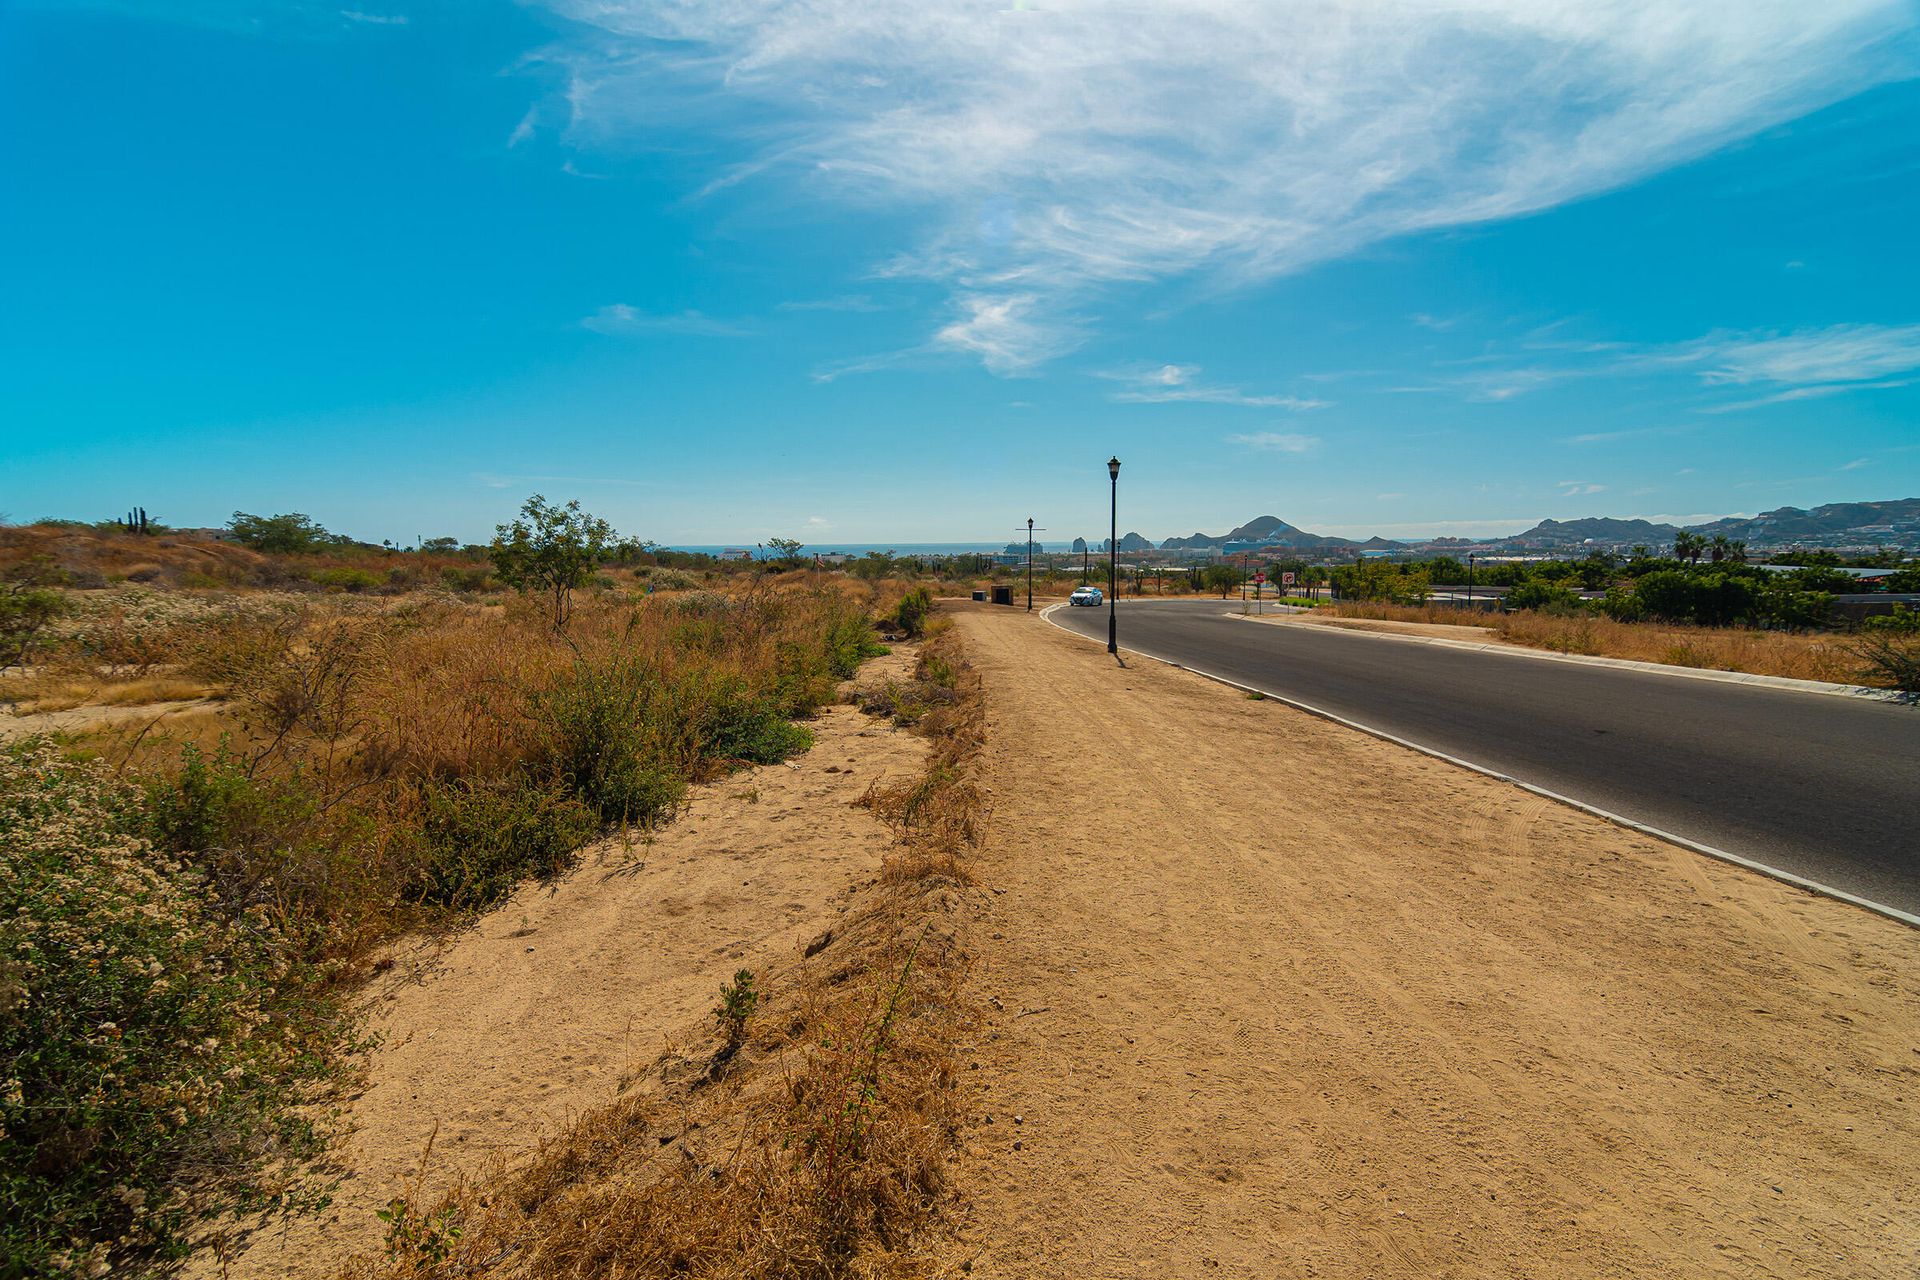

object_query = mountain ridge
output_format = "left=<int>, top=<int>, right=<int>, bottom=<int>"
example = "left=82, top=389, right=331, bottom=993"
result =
left=1147, top=499, right=1920, bottom=553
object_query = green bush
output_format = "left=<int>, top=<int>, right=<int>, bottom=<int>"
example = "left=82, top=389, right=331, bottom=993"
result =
left=1503, top=580, right=1581, bottom=613
left=310, top=566, right=381, bottom=593
left=1632, top=570, right=1760, bottom=627
left=698, top=682, right=814, bottom=765
left=892, top=587, right=934, bottom=638
left=407, top=780, right=597, bottom=909
left=821, top=606, right=888, bottom=680
left=1, top=743, right=339, bottom=1276
left=1, top=568, right=66, bottom=672
left=1862, top=605, right=1920, bottom=634
left=439, top=565, right=493, bottom=593
left=532, top=652, right=691, bottom=825
left=1756, top=586, right=1834, bottom=630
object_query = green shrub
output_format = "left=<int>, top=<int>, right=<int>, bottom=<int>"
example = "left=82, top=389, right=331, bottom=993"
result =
left=406, top=779, right=597, bottom=909
left=698, top=682, right=814, bottom=765
left=1850, top=629, right=1920, bottom=695
left=310, top=566, right=381, bottom=593
left=532, top=652, right=691, bottom=825
left=822, top=607, right=888, bottom=679
left=0, top=743, right=340, bottom=1277
left=1, top=564, right=67, bottom=672
left=1632, top=570, right=1761, bottom=627
left=1862, top=605, right=1920, bottom=634
left=1756, top=586, right=1834, bottom=630
left=893, top=587, right=934, bottom=638
left=439, top=565, right=493, bottom=593
left=1504, top=580, right=1581, bottom=613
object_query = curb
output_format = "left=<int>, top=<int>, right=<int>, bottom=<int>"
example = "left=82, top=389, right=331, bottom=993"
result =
left=1036, top=604, right=1919, bottom=930
left=1225, top=612, right=1911, bottom=704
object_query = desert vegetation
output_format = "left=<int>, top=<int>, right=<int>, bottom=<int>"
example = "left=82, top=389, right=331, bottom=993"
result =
left=340, top=625, right=985, bottom=1280
left=1, top=504, right=944, bottom=1277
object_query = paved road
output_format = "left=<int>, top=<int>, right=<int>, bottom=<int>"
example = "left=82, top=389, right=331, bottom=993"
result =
left=1047, top=599, right=1920, bottom=918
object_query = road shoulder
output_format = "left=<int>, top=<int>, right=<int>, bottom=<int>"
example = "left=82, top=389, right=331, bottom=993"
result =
left=952, top=608, right=1920, bottom=1279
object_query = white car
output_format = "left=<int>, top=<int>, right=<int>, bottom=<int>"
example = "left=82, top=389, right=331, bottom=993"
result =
left=1068, top=586, right=1104, bottom=606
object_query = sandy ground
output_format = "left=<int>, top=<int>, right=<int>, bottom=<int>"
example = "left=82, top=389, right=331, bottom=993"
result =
left=950, top=608, right=1920, bottom=1279
left=0, top=696, right=216, bottom=741
left=208, top=649, right=928, bottom=1279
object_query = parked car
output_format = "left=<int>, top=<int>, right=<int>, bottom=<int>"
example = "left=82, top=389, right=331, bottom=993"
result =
left=1068, top=585, right=1104, bottom=606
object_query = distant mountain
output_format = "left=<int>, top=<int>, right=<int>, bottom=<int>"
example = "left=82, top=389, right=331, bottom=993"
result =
left=1501, top=516, right=1681, bottom=549
left=1691, top=500, right=1920, bottom=545
left=1159, top=514, right=1358, bottom=550
left=1500, top=500, right=1920, bottom=551
left=1135, top=498, right=1920, bottom=558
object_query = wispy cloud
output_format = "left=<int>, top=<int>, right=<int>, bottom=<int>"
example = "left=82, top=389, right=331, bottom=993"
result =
left=582, top=304, right=753, bottom=337
left=931, top=294, right=1075, bottom=374
left=340, top=9, right=406, bottom=23
left=507, top=106, right=537, bottom=148
left=778, top=294, right=886, bottom=313
left=1102, top=364, right=1330, bottom=409
left=1557, top=481, right=1608, bottom=497
left=1418, top=322, right=1920, bottom=409
left=1227, top=432, right=1321, bottom=454
left=542, top=0, right=1909, bottom=370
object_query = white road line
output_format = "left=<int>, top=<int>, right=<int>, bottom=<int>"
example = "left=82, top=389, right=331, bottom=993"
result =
left=1038, top=604, right=1920, bottom=930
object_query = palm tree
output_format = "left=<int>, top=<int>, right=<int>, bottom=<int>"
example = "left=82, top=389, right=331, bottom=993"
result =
left=1674, top=531, right=1706, bottom=564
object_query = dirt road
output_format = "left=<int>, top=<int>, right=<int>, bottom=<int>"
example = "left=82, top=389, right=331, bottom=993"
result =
left=953, top=608, right=1920, bottom=1279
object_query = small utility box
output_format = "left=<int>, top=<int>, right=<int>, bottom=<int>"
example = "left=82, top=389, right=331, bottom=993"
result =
left=972, top=589, right=987, bottom=602
left=991, top=585, right=1014, bottom=606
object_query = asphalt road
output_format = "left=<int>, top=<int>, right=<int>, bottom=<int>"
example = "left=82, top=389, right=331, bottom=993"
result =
left=1047, top=599, right=1920, bottom=919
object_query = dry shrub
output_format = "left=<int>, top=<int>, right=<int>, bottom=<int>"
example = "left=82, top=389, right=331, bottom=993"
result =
left=340, top=627, right=988, bottom=1280
left=1491, top=611, right=1861, bottom=683
left=1324, top=601, right=1864, bottom=684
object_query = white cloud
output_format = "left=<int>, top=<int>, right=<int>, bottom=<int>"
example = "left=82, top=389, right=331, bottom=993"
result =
left=1102, top=364, right=1331, bottom=409
left=1676, top=323, right=1920, bottom=386
left=1228, top=432, right=1321, bottom=454
left=541, top=0, right=1909, bottom=370
left=1557, top=481, right=1608, bottom=497
left=341, top=9, right=406, bottom=23
left=582, top=304, right=753, bottom=337
left=778, top=294, right=886, bottom=312
left=931, top=294, right=1075, bottom=374
left=508, top=107, right=537, bottom=148
left=805, top=515, right=833, bottom=528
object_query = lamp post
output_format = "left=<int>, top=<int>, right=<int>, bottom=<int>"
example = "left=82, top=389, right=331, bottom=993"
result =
left=1026, top=517, right=1035, bottom=612
left=1107, top=457, right=1120, bottom=655
left=1467, top=552, right=1476, bottom=609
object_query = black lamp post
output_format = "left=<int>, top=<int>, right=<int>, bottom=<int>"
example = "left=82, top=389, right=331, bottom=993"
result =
left=1467, top=552, right=1476, bottom=608
left=1107, top=457, right=1120, bottom=655
left=1026, top=517, right=1035, bottom=612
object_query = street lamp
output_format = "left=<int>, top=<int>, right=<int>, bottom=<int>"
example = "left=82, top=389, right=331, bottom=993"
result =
left=1467, top=552, right=1476, bottom=608
left=1107, top=457, right=1120, bottom=655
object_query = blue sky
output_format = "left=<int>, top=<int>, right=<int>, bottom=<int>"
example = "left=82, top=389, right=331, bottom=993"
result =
left=4, top=1, right=1917, bottom=547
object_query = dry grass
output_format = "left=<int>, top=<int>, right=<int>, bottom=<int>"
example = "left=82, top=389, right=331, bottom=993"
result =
left=339, top=625, right=986, bottom=1280
left=1326, top=602, right=1873, bottom=685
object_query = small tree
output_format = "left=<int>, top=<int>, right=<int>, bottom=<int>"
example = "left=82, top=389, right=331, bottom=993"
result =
left=489, top=495, right=615, bottom=627
left=227, top=511, right=338, bottom=554
left=765, top=537, right=803, bottom=567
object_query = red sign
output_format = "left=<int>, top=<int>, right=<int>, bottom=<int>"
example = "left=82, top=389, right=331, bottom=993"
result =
left=1281, top=572, right=1296, bottom=585
left=1253, top=572, right=1266, bottom=583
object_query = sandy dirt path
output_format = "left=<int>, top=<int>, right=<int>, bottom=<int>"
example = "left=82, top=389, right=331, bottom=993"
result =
left=212, top=651, right=927, bottom=1278
left=951, top=608, right=1920, bottom=1279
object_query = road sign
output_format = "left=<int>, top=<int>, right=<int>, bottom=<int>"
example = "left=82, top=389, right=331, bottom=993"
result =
left=1281, top=571, right=1296, bottom=585
left=1253, top=572, right=1266, bottom=583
